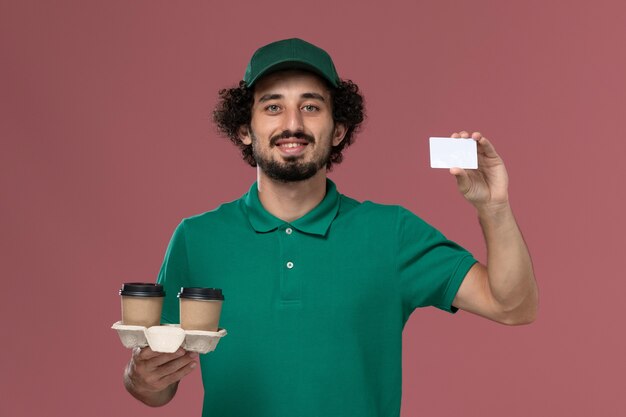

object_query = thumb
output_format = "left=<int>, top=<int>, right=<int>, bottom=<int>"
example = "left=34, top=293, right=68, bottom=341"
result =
left=450, top=167, right=471, bottom=195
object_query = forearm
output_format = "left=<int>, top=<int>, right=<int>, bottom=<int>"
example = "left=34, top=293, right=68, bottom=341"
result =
left=478, top=203, right=538, bottom=323
left=124, top=362, right=179, bottom=407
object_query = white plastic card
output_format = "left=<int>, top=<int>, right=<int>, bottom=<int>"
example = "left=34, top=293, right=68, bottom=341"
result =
left=429, top=137, right=478, bottom=169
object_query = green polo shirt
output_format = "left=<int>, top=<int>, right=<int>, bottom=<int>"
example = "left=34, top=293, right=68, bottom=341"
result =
left=157, top=179, right=476, bottom=417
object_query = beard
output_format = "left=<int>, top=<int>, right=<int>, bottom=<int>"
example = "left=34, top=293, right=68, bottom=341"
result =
left=250, top=129, right=332, bottom=183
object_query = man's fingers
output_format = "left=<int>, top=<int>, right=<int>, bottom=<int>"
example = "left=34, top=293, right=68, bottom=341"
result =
left=157, top=360, right=197, bottom=388
left=145, top=355, right=197, bottom=391
left=450, top=167, right=467, bottom=177
left=450, top=168, right=471, bottom=195
left=476, top=136, right=499, bottom=158
left=132, top=350, right=197, bottom=388
left=154, top=352, right=197, bottom=377
left=449, top=131, right=498, bottom=158
left=451, top=131, right=482, bottom=140
left=138, top=347, right=186, bottom=367
left=451, top=131, right=499, bottom=160
left=135, top=347, right=159, bottom=360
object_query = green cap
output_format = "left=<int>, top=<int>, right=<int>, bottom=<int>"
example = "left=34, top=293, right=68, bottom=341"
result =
left=243, top=38, right=340, bottom=87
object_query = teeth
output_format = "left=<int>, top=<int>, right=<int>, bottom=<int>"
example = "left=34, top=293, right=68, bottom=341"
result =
left=280, top=143, right=304, bottom=148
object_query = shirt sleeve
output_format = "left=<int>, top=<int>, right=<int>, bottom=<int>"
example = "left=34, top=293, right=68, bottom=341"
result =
left=156, top=221, right=190, bottom=324
left=395, top=206, right=477, bottom=317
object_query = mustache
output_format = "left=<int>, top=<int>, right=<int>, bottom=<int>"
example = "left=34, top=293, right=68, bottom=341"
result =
left=270, top=131, right=315, bottom=146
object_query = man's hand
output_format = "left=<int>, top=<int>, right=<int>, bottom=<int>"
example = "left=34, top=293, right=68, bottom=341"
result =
left=449, top=131, right=509, bottom=212
left=124, top=346, right=197, bottom=407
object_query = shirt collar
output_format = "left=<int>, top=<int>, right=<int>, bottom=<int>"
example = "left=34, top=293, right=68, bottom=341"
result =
left=243, top=179, right=340, bottom=236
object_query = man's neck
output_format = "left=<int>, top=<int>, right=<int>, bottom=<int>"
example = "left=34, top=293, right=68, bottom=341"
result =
left=256, top=169, right=328, bottom=223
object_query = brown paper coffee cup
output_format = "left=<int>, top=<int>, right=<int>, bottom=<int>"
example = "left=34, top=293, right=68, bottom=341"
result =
left=178, top=288, right=224, bottom=331
left=120, top=283, right=165, bottom=328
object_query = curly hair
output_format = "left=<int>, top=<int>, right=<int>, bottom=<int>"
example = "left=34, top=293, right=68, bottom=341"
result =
left=212, top=78, right=365, bottom=170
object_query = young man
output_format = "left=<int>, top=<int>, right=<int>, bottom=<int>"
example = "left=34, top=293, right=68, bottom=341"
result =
left=124, top=38, right=538, bottom=417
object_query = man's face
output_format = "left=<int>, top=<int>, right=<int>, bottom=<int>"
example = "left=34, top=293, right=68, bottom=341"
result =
left=239, top=70, right=346, bottom=182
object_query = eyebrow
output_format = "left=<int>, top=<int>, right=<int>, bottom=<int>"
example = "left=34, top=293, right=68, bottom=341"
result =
left=257, top=92, right=327, bottom=103
left=301, top=92, right=326, bottom=102
left=258, top=93, right=283, bottom=103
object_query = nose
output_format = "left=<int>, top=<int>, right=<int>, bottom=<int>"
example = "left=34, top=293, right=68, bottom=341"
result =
left=282, top=106, right=304, bottom=133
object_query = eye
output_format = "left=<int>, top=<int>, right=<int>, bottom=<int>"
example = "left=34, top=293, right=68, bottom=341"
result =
left=302, top=104, right=319, bottom=112
left=265, top=104, right=281, bottom=113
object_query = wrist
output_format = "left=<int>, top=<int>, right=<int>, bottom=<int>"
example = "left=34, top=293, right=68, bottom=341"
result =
left=476, top=201, right=514, bottom=227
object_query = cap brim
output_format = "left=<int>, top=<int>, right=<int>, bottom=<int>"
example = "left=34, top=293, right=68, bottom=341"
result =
left=247, top=59, right=337, bottom=87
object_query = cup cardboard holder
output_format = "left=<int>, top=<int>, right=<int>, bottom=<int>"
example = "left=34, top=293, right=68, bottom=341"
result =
left=112, top=321, right=227, bottom=354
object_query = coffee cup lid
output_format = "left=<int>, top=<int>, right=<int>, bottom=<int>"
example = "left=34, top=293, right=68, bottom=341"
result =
left=178, top=287, right=224, bottom=301
left=120, top=283, right=165, bottom=297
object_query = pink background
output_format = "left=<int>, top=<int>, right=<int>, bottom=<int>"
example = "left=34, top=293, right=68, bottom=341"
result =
left=2, top=0, right=625, bottom=415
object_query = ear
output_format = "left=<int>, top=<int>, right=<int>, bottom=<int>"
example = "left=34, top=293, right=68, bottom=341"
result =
left=332, top=123, right=348, bottom=146
left=238, top=125, right=252, bottom=145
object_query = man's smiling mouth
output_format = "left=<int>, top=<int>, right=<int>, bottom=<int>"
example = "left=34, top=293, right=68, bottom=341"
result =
left=274, top=138, right=310, bottom=155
